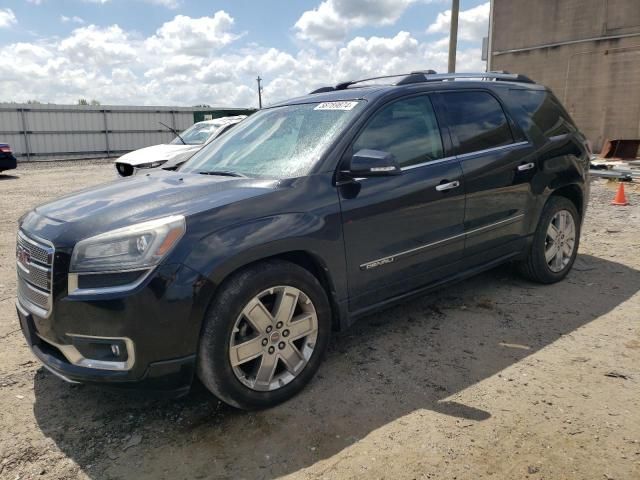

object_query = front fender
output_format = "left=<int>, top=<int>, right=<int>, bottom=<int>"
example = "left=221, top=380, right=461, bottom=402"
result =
left=183, top=211, right=347, bottom=302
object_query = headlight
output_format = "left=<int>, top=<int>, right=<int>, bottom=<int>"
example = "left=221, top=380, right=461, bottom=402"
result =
left=70, top=216, right=186, bottom=272
left=137, top=160, right=167, bottom=169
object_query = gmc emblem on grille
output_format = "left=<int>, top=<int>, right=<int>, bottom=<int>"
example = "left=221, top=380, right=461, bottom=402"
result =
left=16, top=244, right=31, bottom=269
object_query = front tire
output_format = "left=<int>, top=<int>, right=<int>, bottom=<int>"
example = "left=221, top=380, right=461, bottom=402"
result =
left=518, top=196, right=580, bottom=284
left=197, top=260, right=331, bottom=410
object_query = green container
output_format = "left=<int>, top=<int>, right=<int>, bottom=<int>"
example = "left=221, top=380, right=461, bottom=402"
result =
left=193, top=109, right=256, bottom=123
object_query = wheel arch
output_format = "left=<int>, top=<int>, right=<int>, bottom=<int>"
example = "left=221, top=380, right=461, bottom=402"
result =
left=202, top=248, right=345, bottom=332
left=550, top=183, right=584, bottom=218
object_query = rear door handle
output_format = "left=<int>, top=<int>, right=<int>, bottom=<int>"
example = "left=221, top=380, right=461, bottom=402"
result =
left=517, top=162, right=535, bottom=172
left=435, top=180, right=460, bottom=192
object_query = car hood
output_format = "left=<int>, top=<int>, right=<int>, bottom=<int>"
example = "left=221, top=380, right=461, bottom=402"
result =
left=22, top=171, right=282, bottom=246
left=117, top=144, right=202, bottom=166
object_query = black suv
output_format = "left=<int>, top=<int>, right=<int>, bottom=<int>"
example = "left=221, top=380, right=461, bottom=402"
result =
left=16, top=72, right=590, bottom=409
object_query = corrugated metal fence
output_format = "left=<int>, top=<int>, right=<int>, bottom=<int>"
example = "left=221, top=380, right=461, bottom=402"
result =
left=0, top=104, right=253, bottom=161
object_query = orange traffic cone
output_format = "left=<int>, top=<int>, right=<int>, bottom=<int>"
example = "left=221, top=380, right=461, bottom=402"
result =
left=611, top=182, right=629, bottom=206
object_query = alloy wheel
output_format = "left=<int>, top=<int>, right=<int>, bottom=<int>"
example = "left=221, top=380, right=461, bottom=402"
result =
left=545, top=209, right=576, bottom=273
left=229, top=286, right=318, bottom=391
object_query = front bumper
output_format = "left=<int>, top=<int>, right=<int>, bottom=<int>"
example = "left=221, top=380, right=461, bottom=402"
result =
left=16, top=261, right=212, bottom=396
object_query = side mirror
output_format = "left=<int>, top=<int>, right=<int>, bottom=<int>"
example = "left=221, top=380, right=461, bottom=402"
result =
left=347, top=149, right=401, bottom=177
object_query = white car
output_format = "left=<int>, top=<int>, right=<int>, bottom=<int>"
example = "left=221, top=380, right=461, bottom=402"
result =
left=114, top=115, right=246, bottom=177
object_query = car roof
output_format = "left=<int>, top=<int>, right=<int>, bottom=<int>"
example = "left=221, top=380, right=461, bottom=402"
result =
left=271, top=86, right=386, bottom=107
left=270, top=72, right=547, bottom=108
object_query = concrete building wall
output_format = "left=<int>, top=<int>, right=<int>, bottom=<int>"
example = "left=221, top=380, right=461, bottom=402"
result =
left=490, top=0, right=640, bottom=151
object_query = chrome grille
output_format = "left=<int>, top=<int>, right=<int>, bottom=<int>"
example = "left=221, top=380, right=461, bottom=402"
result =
left=17, top=279, right=50, bottom=311
left=17, top=232, right=52, bottom=265
left=18, top=261, right=50, bottom=290
left=16, top=231, right=54, bottom=316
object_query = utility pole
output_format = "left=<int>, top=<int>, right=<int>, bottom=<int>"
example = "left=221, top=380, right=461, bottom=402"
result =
left=256, top=76, right=263, bottom=109
left=448, top=0, right=460, bottom=73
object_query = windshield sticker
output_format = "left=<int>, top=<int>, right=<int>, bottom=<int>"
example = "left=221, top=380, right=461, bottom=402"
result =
left=314, top=101, right=359, bottom=111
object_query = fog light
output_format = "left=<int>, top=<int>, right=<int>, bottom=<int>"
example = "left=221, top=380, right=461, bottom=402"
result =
left=70, top=337, right=128, bottom=362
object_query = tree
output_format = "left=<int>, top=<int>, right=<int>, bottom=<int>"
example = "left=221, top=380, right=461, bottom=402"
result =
left=77, top=98, right=88, bottom=105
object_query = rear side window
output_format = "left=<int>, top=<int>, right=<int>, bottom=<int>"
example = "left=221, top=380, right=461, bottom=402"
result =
left=353, top=95, right=443, bottom=168
left=442, top=91, right=514, bottom=155
left=510, top=89, right=575, bottom=138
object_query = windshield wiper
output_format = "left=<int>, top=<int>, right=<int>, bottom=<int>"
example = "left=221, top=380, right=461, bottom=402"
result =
left=199, top=170, right=247, bottom=178
left=159, top=121, right=186, bottom=145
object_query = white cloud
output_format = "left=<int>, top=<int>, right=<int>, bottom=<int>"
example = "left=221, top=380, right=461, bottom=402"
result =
left=60, top=15, right=86, bottom=24
left=145, top=10, right=241, bottom=56
left=26, top=0, right=44, bottom=5
left=0, top=8, right=17, bottom=28
left=59, top=25, right=137, bottom=66
left=0, top=9, right=484, bottom=107
left=143, top=0, right=181, bottom=8
left=294, top=0, right=417, bottom=47
left=427, top=1, right=489, bottom=42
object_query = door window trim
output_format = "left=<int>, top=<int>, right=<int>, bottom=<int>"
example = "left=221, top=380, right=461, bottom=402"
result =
left=455, top=140, right=530, bottom=160
left=400, top=155, right=457, bottom=171
left=403, top=140, right=529, bottom=171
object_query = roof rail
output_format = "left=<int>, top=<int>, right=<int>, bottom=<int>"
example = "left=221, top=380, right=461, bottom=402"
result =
left=308, top=70, right=438, bottom=94
left=307, top=70, right=534, bottom=94
left=421, top=71, right=535, bottom=83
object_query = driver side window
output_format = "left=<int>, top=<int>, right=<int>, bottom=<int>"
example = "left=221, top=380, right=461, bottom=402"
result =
left=353, top=95, right=444, bottom=168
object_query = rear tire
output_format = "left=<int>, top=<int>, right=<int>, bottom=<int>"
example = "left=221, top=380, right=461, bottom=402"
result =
left=517, top=196, right=580, bottom=284
left=197, top=260, right=331, bottom=410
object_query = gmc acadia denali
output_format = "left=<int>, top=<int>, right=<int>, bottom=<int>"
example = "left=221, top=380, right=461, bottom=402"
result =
left=16, top=72, right=590, bottom=409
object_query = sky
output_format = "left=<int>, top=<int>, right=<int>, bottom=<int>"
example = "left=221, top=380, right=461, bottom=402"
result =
left=1, top=0, right=490, bottom=108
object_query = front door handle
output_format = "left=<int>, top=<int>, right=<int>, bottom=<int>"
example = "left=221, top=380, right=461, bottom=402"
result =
left=517, top=162, right=535, bottom=172
left=435, top=180, right=460, bottom=192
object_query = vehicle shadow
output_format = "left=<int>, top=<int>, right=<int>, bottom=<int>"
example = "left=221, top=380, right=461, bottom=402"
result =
left=0, top=174, right=19, bottom=180
left=32, top=254, right=639, bottom=479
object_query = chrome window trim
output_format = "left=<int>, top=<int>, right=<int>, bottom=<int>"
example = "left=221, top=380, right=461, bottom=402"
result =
left=346, top=142, right=531, bottom=179
left=455, top=141, right=529, bottom=160
left=400, top=141, right=530, bottom=172
left=360, top=213, right=524, bottom=270
left=401, top=155, right=457, bottom=171
left=67, top=267, right=153, bottom=296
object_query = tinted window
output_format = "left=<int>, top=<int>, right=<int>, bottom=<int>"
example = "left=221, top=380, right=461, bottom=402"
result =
left=353, top=96, right=443, bottom=168
left=443, top=91, right=514, bottom=155
left=510, top=89, right=575, bottom=138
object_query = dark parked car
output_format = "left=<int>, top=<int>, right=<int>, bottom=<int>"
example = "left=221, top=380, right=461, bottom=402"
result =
left=0, top=143, right=17, bottom=173
left=16, top=72, right=590, bottom=409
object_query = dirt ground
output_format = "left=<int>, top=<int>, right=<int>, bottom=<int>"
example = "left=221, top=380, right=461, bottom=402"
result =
left=0, top=160, right=639, bottom=480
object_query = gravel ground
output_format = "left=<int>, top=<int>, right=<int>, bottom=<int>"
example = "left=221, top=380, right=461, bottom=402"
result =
left=1, top=160, right=639, bottom=480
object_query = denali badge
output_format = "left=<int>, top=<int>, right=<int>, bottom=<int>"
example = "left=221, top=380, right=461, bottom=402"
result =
left=361, top=256, right=395, bottom=270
